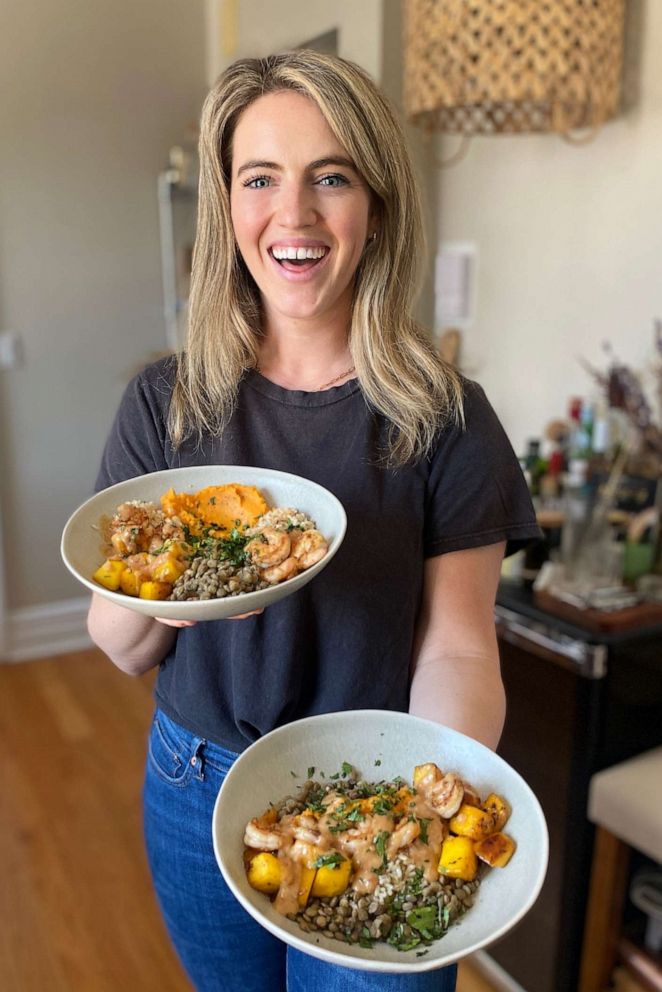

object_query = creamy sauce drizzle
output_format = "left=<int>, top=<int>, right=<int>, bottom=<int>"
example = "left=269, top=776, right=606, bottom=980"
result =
left=266, top=783, right=451, bottom=914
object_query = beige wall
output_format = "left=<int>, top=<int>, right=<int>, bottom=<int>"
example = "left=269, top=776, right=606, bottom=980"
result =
left=434, top=0, right=661, bottom=457
left=207, top=0, right=384, bottom=83
left=0, top=0, right=206, bottom=612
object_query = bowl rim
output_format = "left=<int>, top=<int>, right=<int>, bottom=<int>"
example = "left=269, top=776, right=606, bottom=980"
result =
left=212, top=709, right=549, bottom=974
left=60, top=464, right=347, bottom=617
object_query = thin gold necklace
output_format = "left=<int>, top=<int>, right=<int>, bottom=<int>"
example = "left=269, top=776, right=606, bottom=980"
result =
left=254, top=364, right=356, bottom=391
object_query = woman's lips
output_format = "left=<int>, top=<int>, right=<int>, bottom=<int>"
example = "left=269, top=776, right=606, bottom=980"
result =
left=267, top=248, right=330, bottom=281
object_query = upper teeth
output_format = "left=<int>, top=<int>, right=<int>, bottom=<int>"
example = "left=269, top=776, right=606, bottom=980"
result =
left=271, top=246, right=327, bottom=260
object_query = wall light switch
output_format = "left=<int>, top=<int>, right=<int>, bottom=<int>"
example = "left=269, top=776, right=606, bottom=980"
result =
left=434, top=243, right=476, bottom=327
left=0, top=330, right=24, bottom=369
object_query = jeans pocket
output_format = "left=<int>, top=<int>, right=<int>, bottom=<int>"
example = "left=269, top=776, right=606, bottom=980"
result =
left=148, top=711, right=196, bottom=787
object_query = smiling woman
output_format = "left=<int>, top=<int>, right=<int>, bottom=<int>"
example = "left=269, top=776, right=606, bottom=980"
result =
left=86, top=49, right=540, bottom=992
left=229, top=93, right=373, bottom=347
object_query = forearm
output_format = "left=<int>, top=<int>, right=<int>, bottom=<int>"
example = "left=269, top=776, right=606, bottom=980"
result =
left=409, top=651, right=506, bottom=751
left=87, top=593, right=176, bottom=676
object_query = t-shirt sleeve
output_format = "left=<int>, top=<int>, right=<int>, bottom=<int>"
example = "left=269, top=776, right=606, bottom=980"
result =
left=424, top=380, right=542, bottom=558
left=94, top=364, right=172, bottom=492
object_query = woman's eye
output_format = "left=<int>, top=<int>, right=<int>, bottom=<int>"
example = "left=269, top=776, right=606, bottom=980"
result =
left=317, top=174, right=349, bottom=188
left=243, top=175, right=271, bottom=189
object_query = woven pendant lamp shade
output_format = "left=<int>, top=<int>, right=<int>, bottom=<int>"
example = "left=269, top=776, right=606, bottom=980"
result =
left=404, top=0, right=626, bottom=135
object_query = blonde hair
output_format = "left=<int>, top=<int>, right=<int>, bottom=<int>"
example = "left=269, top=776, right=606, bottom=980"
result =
left=170, top=50, right=464, bottom=464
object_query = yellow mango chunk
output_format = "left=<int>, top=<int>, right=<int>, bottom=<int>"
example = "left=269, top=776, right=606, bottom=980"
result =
left=482, top=794, right=511, bottom=832
left=247, top=852, right=281, bottom=894
left=474, top=832, right=516, bottom=868
left=449, top=803, right=495, bottom=841
left=119, top=569, right=140, bottom=597
left=152, top=556, right=187, bottom=583
left=93, top=559, right=126, bottom=591
left=310, top=857, right=352, bottom=898
left=413, top=762, right=442, bottom=789
left=438, top=835, right=478, bottom=881
left=298, top=866, right=316, bottom=907
left=139, top=580, right=172, bottom=600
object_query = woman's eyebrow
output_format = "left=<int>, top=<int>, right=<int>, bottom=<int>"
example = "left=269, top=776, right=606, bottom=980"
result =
left=236, top=156, right=358, bottom=177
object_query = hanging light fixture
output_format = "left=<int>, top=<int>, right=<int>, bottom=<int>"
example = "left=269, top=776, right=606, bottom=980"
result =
left=404, top=0, right=626, bottom=136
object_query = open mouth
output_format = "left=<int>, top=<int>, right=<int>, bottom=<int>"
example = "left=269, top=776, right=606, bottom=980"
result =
left=269, top=247, right=329, bottom=274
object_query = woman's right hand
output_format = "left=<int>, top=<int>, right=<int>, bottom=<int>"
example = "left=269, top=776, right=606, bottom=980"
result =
left=155, top=609, right=264, bottom=628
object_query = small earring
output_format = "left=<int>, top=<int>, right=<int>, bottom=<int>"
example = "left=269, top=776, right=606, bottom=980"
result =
left=369, top=232, right=377, bottom=242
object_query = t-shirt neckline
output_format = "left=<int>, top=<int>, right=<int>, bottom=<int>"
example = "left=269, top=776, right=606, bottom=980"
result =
left=244, top=369, right=361, bottom=407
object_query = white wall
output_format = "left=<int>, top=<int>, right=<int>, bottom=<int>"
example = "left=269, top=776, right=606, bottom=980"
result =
left=0, top=0, right=207, bottom=626
left=434, top=0, right=662, bottom=458
left=207, top=0, right=384, bottom=83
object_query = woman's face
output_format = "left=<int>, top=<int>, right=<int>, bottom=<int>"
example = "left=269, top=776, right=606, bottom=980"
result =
left=230, top=90, right=374, bottom=330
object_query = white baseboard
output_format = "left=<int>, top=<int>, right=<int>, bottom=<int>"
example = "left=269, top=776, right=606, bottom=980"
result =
left=470, top=951, right=529, bottom=992
left=2, top=596, right=93, bottom=663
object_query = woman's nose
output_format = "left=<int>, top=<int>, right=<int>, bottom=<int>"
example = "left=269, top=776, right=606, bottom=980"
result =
left=276, top=183, right=317, bottom=229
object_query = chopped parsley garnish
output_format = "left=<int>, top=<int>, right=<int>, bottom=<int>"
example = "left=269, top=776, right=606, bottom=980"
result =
left=407, top=905, right=437, bottom=938
left=307, top=766, right=315, bottom=779
left=312, top=852, right=345, bottom=870
left=374, top=759, right=381, bottom=766
left=371, top=796, right=394, bottom=815
left=386, top=921, right=422, bottom=952
left=410, top=868, right=424, bottom=894
left=417, top=817, right=431, bottom=844
left=341, top=762, right=353, bottom=777
left=359, top=927, right=374, bottom=948
left=209, top=496, right=216, bottom=505
left=373, top=830, right=390, bottom=872
left=182, top=524, right=249, bottom=567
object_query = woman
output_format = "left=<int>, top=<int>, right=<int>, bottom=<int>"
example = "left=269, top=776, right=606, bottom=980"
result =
left=88, top=51, right=540, bottom=992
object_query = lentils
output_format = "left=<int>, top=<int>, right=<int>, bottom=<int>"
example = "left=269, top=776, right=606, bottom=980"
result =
left=170, top=558, right=268, bottom=601
left=291, top=852, right=481, bottom=951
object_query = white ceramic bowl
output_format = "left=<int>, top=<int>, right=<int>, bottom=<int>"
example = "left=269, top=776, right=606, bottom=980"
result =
left=213, top=710, right=548, bottom=974
left=60, top=465, right=346, bottom=621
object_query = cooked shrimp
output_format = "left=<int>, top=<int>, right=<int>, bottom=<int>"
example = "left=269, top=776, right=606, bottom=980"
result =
left=290, top=839, right=323, bottom=865
left=291, top=529, right=328, bottom=570
left=386, top=818, right=420, bottom=857
left=291, top=815, right=323, bottom=845
left=262, top=556, right=299, bottom=584
left=425, top=772, right=465, bottom=818
left=245, top=527, right=291, bottom=567
left=244, top=816, right=283, bottom=851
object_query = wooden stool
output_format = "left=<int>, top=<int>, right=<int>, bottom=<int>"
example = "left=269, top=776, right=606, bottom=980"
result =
left=579, top=748, right=662, bottom=992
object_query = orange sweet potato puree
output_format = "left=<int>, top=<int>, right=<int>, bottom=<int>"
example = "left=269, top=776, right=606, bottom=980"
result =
left=160, top=484, right=268, bottom=534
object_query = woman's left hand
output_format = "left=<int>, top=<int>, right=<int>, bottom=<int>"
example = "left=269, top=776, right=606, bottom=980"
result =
left=155, top=609, right=264, bottom=627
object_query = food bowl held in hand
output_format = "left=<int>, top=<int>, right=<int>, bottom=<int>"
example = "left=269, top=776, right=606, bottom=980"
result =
left=212, top=709, right=549, bottom=974
left=61, top=465, right=346, bottom=621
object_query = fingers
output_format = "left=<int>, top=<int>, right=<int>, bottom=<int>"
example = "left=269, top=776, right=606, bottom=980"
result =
left=228, top=609, right=264, bottom=620
left=155, top=609, right=264, bottom=626
left=155, top=618, right=198, bottom=628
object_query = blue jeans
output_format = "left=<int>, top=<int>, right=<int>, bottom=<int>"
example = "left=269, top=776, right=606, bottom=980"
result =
left=143, top=709, right=457, bottom=992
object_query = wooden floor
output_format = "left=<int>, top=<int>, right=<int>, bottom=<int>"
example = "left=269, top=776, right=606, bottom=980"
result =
left=0, top=650, right=498, bottom=991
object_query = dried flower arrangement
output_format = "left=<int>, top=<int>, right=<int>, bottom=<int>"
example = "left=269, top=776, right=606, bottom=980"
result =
left=582, top=319, right=662, bottom=478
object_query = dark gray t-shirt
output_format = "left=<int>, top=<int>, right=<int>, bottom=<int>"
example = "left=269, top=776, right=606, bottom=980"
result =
left=95, top=358, right=540, bottom=752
